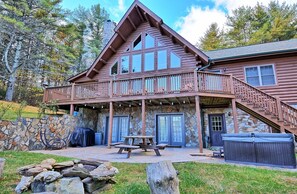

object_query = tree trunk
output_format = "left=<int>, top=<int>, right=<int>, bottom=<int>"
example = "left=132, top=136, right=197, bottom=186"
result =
left=146, top=161, right=180, bottom=194
left=5, top=36, right=23, bottom=101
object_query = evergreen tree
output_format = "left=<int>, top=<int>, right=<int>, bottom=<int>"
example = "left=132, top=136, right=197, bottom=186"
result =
left=198, top=23, right=224, bottom=51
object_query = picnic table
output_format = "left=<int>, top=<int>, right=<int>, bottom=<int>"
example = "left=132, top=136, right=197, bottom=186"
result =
left=115, top=135, right=167, bottom=158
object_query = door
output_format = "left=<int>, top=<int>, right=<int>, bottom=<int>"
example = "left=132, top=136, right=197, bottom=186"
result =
left=209, top=114, right=226, bottom=146
left=106, top=116, right=129, bottom=144
left=157, top=114, right=183, bottom=146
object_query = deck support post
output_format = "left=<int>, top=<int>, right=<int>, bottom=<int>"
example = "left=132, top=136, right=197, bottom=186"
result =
left=70, top=104, right=74, bottom=116
left=195, top=96, right=203, bottom=153
left=108, top=102, right=114, bottom=148
left=232, top=99, right=239, bottom=133
left=142, top=99, right=146, bottom=135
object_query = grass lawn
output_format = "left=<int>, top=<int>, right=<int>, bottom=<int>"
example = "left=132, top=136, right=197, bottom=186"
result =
left=0, top=151, right=297, bottom=194
left=0, top=100, right=64, bottom=121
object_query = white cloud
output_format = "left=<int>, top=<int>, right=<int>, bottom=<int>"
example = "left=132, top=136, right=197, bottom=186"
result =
left=118, top=0, right=125, bottom=12
left=176, top=0, right=297, bottom=45
left=175, top=6, right=226, bottom=45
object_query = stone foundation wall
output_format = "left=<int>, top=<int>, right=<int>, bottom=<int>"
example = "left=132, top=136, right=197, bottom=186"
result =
left=203, top=107, right=271, bottom=147
left=96, top=104, right=198, bottom=147
left=0, top=115, right=76, bottom=151
left=76, top=108, right=98, bottom=131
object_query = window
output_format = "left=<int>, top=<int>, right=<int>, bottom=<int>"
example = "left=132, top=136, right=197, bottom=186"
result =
left=132, top=54, right=141, bottom=73
left=121, top=56, right=129, bottom=74
left=170, top=52, right=181, bottom=68
left=110, top=61, right=118, bottom=75
left=145, top=33, right=155, bottom=48
left=133, top=35, right=142, bottom=50
left=245, top=65, right=275, bottom=86
left=144, top=52, right=154, bottom=71
left=157, top=50, right=167, bottom=70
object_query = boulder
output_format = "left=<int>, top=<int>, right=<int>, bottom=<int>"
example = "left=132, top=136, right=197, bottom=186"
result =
left=79, top=160, right=103, bottom=167
left=17, top=164, right=35, bottom=175
left=53, top=161, right=74, bottom=169
left=89, top=163, right=119, bottom=181
left=15, top=176, right=33, bottom=194
left=34, top=171, right=62, bottom=183
left=82, top=164, right=97, bottom=172
left=82, top=177, right=107, bottom=193
left=26, top=166, right=46, bottom=176
left=31, top=180, right=46, bottom=193
left=61, top=166, right=90, bottom=179
left=59, top=177, right=84, bottom=194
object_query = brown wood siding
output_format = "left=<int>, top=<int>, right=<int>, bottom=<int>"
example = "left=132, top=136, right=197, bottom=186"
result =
left=209, top=56, right=297, bottom=104
left=90, top=22, right=198, bottom=81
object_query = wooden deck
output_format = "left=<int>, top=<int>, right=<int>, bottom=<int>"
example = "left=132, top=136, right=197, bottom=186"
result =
left=43, top=71, right=235, bottom=105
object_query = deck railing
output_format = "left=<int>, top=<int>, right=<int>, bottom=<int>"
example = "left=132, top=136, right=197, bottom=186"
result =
left=44, top=70, right=234, bottom=103
left=233, top=76, right=297, bottom=129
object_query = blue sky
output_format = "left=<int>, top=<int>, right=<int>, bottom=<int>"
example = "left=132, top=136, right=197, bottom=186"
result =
left=61, top=0, right=295, bottom=44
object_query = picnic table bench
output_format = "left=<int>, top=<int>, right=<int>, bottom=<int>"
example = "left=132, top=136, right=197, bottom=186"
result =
left=115, top=136, right=164, bottom=158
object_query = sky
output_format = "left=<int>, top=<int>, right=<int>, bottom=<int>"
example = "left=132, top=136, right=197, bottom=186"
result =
left=61, top=0, right=296, bottom=45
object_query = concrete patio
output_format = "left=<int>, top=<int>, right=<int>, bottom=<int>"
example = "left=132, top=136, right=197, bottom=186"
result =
left=31, top=145, right=223, bottom=164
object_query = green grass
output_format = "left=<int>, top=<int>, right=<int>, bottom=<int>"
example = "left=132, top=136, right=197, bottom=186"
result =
left=0, top=151, right=297, bottom=194
left=0, top=100, right=64, bottom=121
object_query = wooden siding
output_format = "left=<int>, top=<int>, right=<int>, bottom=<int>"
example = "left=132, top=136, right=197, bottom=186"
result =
left=209, top=56, right=297, bottom=104
left=74, top=22, right=199, bottom=83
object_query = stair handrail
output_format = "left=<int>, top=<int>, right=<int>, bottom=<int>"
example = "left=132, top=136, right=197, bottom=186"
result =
left=232, top=76, right=297, bottom=129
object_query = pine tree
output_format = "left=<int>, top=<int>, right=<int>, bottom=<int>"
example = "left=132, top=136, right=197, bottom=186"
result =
left=198, top=23, right=224, bottom=51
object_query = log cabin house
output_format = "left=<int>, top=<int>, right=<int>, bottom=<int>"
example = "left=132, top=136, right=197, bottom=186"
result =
left=43, top=0, right=297, bottom=152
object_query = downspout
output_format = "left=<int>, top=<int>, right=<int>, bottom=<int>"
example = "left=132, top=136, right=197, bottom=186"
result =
left=197, top=58, right=213, bottom=71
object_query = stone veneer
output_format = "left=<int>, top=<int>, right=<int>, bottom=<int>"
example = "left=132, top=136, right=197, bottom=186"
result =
left=0, top=115, right=76, bottom=151
left=95, top=104, right=271, bottom=148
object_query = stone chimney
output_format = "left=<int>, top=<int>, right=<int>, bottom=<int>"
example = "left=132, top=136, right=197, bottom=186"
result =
left=102, top=20, right=116, bottom=47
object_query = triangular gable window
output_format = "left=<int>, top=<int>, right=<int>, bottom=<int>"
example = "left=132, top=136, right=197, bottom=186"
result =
left=110, top=61, right=118, bottom=75
left=133, top=35, right=142, bottom=50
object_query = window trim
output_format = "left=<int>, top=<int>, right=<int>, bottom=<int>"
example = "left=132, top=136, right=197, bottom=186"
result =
left=244, top=64, right=277, bottom=86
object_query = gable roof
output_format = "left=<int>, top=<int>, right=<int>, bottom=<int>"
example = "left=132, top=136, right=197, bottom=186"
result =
left=85, top=0, right=209, bottom=79
left=205, top=39, right=297, bottom=62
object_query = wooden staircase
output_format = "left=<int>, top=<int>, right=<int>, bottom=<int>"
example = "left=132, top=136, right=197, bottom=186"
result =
left=232, top=77, right=297, bottom=137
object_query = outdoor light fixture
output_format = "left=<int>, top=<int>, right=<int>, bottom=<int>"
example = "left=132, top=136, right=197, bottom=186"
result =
left=160, top=102, right=162, bottom=105
left=119, top=104, right=122, bottom=107
left=129, top=104, right=132, bottom=107
left=171, top=102, right=174, bottom=105
left=84, top=104, right=87, bottom=106
left=149, top=100, right=152, bottom=103
left=139, top=103, right=141, bottom=106
left=183, top=100, right=186, bottom=104
left=93, top=106, right=95, bottom=109
left=101, top=105, right=104, bottom=108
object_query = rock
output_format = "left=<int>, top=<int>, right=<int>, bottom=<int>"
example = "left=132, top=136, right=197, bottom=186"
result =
left=79, top=160, right=103, bottom=167
left=62, top=166, right=90, bottom=179
left=53, top=161, right=74, bottom=169
left=32, top=192, right=57, bottom=194
left=17, top=164, right=35, bottom=175
left=26, top=166, right=46, bottom=176
left=37, top=163, right=53, bottom=170
left=89, top=164, right=118, bottom=181
left=31, top=180, right=46, bottom=193
left=60, top=177, right=84, bottom=194
left=41, top=158, right=56, bottom=166
left=34, top=171, right=62, bottom=183
left=83, top=164, right=97, bottom=172
left=15, top=176, right=33, bottom=194
left=82, top=177, right=107, bottom=193
left=73, top=159, right=80, bottom=164
left=77, top=163, right=84, bottom=168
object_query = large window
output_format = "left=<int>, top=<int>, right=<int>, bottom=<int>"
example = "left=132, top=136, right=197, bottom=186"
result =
left=144, top=52, right=154, bottom=71
left=157, top=50, right=167, bottom=70
left=121, top=56, right=129, bottom=74
left=145, top=33, right=155, bottom=48
left=170, top=52, right=181, bottom=68
left=132, top=54, right=141, bottom=73
left=245, top=65, right=276, bottom=86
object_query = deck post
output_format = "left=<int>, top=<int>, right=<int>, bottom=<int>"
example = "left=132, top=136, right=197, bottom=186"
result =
left=195, top=96, right=203, bottom=153
left=70, top=104, right=74, bottom=116
left=194, top=69, right=198, bottom=92
left=276, top=97, right=285, bottom=133
left=232, top=99, right=239, bottom=133
left=142, top=99, right=146, bottom=135
left=108, top=102, right=114, bottom=148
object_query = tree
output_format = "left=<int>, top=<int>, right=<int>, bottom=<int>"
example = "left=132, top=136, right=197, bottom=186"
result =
left=0, top=0, right=62, bottom=101
left=198, top=23, right=224, bottom=51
